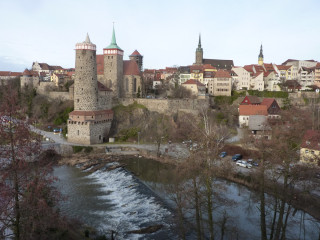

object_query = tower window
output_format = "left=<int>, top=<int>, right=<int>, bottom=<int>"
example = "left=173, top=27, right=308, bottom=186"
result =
left=77, top=99, right=79, bottom=102
left=77, top=130, right=79, bottom=135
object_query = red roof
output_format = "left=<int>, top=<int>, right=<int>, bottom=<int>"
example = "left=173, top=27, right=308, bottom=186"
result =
left=239, top=105, right=268, bottom=116
left=97, top=81, right=112, bottom=91
left=261, top=98, right=276, bottom=108
left=214, top=69, right=231, bottom=78
left=277, top=65, right=291, bottom=71
left=129, top=50, right=142, bottom=56
left=96, top=54, right=104, bottom=75
left=0, top=71, right=22, bottom=77
left=240, top=96, right=261, bottom=105
left=123, top=60, right=140, bottom=75
left=182, top=79, right=205, bottom=87
left=202, top=64, right=216, bottom=70
left=316, top=63, right=320, bottom=69
left=301, top=130, right=320, bottom=151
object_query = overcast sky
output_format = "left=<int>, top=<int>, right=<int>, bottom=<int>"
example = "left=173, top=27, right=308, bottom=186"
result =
left=1, top=0, right=319, bottom=72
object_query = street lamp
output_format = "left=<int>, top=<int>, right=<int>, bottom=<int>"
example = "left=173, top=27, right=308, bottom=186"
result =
left=138, top=131, right=140, bottom=145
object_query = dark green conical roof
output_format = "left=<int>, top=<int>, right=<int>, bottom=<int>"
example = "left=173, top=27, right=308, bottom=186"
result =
left=105, top=26, right=122, bottom=50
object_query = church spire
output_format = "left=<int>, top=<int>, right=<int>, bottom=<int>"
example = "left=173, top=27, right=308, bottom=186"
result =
left=195, top=33, right=203, bottom=65
left=259, top=44, right=263, bottom=58
left=258, top=44, right=264, bottom=65
left=105, top=24, right=122, bottom=50
left=198, top=34, right=202, bottom=49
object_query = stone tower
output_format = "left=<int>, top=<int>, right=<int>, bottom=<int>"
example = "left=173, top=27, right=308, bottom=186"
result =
left=74, top=33, right=99, bottom=111
left=68, top=34, right=113, bottom=145
left=258, top=44, right=264, bottom=66
left=129, top=50, right=143, bottom=72
left=103, top=26, right=124, bottom=98
left=195, top=34, right=203, bottom=65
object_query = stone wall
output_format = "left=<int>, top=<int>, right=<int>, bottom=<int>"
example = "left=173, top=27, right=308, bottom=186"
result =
left=118, top=98, right=210, bottom=114
left=48, top=92, right=70, bottom=101
left=68, top=121, right=111, bottom=145
left=37, top=81, right=56, bottom=95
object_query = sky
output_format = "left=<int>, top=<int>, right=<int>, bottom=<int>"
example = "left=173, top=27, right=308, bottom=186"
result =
left=1, top=0, right=320, bottom=72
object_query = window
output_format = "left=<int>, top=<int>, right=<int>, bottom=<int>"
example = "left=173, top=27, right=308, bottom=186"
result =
left=305, top=150, right=309, bottom=153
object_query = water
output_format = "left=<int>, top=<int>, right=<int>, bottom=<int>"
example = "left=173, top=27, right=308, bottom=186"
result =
left=53, top=164, right=177, bottom=240
left=54, top=157, right=320, bottom=240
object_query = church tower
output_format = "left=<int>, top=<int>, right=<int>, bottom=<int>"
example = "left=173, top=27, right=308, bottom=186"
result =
left=258, top=44, right=264, bottom=65
left=195, top=34, right=203, bottom=65
left=68, top=34, right=113, bottom=145
left=103, top=26, right=124, bottom=98
left=129, top=50, right=143, bottom=72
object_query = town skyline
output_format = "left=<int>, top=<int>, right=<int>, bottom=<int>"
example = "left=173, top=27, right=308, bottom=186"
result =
left=1, top=0, right=320, bottom=71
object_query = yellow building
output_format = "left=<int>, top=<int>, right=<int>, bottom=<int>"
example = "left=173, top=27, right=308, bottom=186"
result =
left=277, top=65, right=293, bottom=81
left=300, top=130, right=320, bottom=165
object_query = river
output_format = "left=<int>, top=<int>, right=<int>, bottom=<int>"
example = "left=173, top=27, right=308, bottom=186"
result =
left=54, top=157, right=320, bottom=240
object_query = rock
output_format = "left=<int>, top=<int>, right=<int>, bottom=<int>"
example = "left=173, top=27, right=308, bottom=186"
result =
left=127, top=224, right=163, bottom=234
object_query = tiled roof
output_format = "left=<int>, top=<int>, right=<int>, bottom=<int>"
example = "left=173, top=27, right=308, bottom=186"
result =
left=316, top=63, right=320, bottom=69
left=183, top=79, right=205, bottom=87
left=239, top=105, right=268, bottom=116
left=244, top=65, right=255, bottom=73
left=241, top=96, right=261, bottom=105
left=301, top=130, right=320, bottom=151
left=203, top=59, right=234, bottom=70
left=202, top=64, right=216, bottom=70
left=69, top=109, right=113, bottom=116
left=284, top=80, right=301, bottom=89
left=0, top=71, right=11, bottom=76
left=96, top=54, right=104, bottom=75
left=129, top=50, right=142, bottom=56
left=123, top=60, right=140, bottom=76
left=23, top=69, right=38, bottom=77
left=214, top=69, right=231, bottom=78
left=97, top=81, right=112, bottom=91
left=0, top=71, right=22, bottom=77
left=261, top=98, right=276, bottom=108
left=281, top=59, right=298, bottom=65
left=277, top=65, right=291, bottom=71
left=37, top=63, right=63, bottom=71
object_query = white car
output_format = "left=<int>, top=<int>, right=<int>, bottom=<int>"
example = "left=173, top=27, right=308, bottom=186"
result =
left=236, top=160, right=252, bottom=169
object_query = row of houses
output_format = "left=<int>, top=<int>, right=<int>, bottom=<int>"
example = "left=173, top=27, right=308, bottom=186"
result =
left=237, top=95, right=320, bottom=166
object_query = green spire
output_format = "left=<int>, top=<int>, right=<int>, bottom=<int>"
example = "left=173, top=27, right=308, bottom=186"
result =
left=105, top=25, right=122, bottom=50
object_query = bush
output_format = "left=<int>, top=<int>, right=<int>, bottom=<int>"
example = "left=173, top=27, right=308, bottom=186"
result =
left=72, top=146, right=94, bottom=153
left=118, top=127, right=140, bottom=142
left=112, top=101, right=146, bottom=114
left=54, top=107, right=73, bottom=125
left=247, top=90, right=288, bottom=98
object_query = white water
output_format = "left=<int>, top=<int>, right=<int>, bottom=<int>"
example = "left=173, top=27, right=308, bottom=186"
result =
left=54, top=165, right=176, bottom=240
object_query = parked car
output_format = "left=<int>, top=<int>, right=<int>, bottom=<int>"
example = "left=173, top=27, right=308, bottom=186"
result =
left=315, top=173, right=320, bottom=179
left=219, top=152, right=227, bottom=158
left=232, top=154, right=242, bottom=161
left=252, top=161, right=259, bottom=167
left=236, top=160, right=252, bottom=169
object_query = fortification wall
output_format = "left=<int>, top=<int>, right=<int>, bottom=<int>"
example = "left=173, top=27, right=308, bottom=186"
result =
left=48, top=92, right=70, bottom=101
left=118, top=98, right=209, bottom=114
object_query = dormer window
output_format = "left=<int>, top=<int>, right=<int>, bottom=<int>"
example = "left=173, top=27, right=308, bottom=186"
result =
left=306, top=141, right=310, bottom=145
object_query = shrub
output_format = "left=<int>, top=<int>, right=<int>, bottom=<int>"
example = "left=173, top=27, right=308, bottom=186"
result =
left=54, top=107, right=73, bottom=125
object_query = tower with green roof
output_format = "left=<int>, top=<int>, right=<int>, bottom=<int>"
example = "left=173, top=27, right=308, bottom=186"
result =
left=103, top=26, right=124, bottom=98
